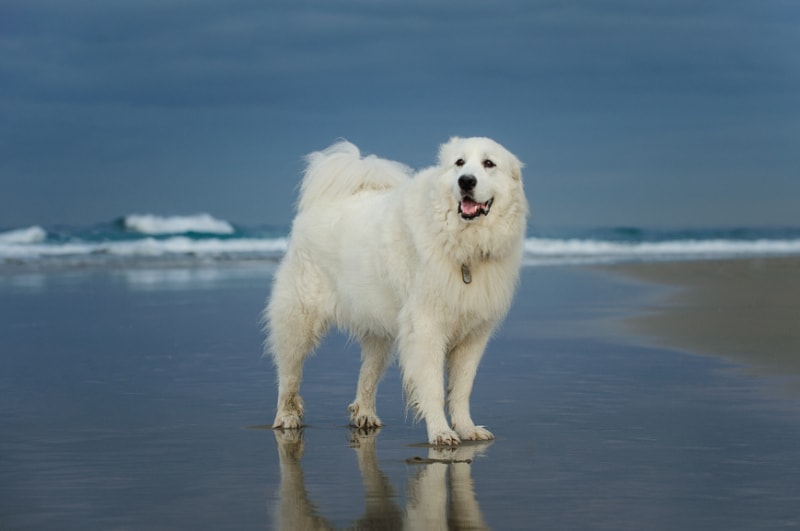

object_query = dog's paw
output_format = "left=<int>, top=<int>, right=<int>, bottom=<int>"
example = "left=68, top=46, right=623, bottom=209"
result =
left=348, top=403, right=383, bottom=429
left=350, top=414, right=383, bottom=429
left=456, top=424, right=494, bottom=441
left=272, top=413, right=303, bottom=429
left=429, top=429, right=462, bottom=446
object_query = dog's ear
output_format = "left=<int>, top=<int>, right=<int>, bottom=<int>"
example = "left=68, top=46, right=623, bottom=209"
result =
left=438, top=137, right=461, bottom=166
left=510, top=154, right=524, bottom=181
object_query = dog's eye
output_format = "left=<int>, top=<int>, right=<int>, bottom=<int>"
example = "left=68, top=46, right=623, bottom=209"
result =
left=482, top=159, right=496, bottom=169
left=455, top=159, right=465, bottom=167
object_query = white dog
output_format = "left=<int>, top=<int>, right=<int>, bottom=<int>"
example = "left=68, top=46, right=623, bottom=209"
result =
left=264, top=137, right=528, bottom=445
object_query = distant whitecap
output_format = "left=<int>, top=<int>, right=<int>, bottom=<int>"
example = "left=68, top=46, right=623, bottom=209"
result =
left=123, top=213, right=235, bottom=235
left=0, top=226, right=47, bottom=244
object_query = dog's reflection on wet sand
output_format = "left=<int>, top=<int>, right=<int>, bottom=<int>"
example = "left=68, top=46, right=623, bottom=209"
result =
left=272, top=429, right=490, bottom=530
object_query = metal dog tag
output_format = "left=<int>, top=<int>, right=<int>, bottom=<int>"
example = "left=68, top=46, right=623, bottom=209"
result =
left=461, top=264, right=472, bottom=284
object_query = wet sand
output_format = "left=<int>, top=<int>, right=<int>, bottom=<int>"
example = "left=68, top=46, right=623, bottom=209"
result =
left=604, top=257, right=800, bottom=385
left=1, top=264, right=800, bottom=529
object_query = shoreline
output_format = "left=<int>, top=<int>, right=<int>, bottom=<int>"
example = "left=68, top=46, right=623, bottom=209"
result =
left=599, top=257, right=800, bottom=386
left=3, top=257, right=800, bottom=528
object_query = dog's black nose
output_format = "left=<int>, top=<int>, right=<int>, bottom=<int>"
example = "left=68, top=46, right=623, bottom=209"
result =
left=458, top=174, right=477, bottom=191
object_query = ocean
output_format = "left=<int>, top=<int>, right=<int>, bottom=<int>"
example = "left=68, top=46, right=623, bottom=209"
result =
left=2, top=213, right=800, bottom=271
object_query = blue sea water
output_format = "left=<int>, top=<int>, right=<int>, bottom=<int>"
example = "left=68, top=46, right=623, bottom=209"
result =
left=2, top=213, right=800, bottom=271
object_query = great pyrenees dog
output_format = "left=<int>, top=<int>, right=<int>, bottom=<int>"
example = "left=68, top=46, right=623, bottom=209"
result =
left=264, top=137, right=528, bottom=445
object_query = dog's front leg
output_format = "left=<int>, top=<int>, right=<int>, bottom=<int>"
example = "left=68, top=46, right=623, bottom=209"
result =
left=447, top=325, right=495, bottom=441
left=398, top=314, right=460, bottom=446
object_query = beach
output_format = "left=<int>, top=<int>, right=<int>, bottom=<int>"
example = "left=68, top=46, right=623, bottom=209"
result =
left=1, top=260, right=800, bottom=529
left=605, top=257, right=800, bottom=387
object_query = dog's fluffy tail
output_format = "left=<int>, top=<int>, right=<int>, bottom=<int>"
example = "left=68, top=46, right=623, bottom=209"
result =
left=298, top=141, right=412, bottom=213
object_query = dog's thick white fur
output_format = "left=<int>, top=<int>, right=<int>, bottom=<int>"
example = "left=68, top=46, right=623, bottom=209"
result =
left=264, top=137, right=528, bottom=445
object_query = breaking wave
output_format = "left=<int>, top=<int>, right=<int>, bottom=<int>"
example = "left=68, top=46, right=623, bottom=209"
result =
left=121, top=213, right=235, bottom=235
left=0, top=226, right=47, bottom=244
left=2, top=216, right=800, bottom=270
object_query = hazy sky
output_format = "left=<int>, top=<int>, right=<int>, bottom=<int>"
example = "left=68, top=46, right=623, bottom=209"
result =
left=2, top=0, right=799, bottom=229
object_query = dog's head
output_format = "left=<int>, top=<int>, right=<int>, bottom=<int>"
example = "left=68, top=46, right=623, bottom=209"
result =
left=438, top=137, right=524, bottom=222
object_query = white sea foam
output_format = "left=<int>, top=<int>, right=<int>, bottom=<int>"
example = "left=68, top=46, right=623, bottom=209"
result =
left=104, top=237, right=288, bottom=256
left=2, top=229, right=800, bottom=269
left=0, top=241, right=96, bottom=260
left=123, top=213, right=235, bottom=235
left=0, top=226, right=47, bottom=244
left=0, top=236, right=287, bottom=261
left=524, top=237, right=800, bottom=262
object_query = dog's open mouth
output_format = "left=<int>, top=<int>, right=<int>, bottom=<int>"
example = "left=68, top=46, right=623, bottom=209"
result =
left=458, top=197, right=494, bottom=220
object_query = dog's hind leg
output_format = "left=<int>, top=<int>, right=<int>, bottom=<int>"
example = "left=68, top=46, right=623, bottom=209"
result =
left=349, top=334, right=393, bottom=428
left=265, top=258, right=331, bottom=429
left=447, top=326, right=494, bottom=441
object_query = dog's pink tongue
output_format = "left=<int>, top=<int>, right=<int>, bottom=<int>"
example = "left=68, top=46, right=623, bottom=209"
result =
left=461, top=199, right=480, bottom=216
